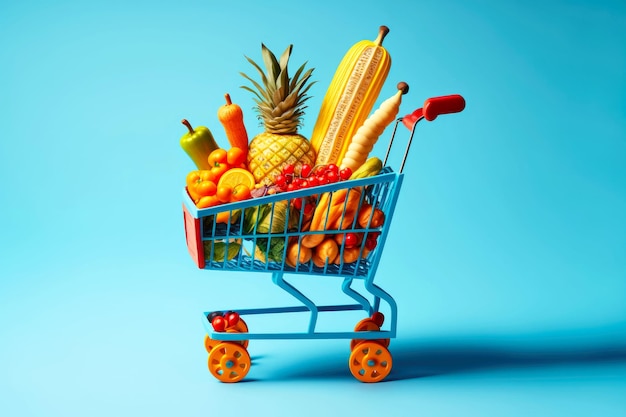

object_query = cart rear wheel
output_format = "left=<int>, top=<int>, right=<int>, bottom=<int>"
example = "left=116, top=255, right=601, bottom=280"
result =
left=208, top=342, right=251, bottom=383
left=350, top=318, right=390, bottom=350
left=349, top=341, right=392, bottom=383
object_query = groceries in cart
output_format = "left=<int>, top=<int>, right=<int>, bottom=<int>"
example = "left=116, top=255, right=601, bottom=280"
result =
left=179, top=24, right=465, bottom=383
left=180, top=34, right=407, bottom=274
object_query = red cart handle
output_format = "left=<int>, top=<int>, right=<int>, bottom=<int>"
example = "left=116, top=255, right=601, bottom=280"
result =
left=423, top=94, right=466, bottom=121
left=385, top=94, right=466, bottom=173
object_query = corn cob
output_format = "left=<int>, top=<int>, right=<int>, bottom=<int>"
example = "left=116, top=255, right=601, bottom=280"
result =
left=340, top=82, right=408, bottom=172
left=310, top=26, right=392, bottom=166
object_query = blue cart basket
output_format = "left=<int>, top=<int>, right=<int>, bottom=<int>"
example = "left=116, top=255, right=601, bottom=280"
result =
left=182, top=94, right=465, bottom=383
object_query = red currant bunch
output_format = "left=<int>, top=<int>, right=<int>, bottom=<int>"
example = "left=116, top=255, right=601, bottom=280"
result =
left=274, top=163, right=353, bottom=192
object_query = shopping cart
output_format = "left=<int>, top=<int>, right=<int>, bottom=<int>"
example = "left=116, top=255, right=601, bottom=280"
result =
left=182, top=94, right=465, bottom=383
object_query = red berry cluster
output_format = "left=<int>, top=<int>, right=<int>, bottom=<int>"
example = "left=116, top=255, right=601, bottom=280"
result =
left=341, top=231, right=380, bottom=251
left=208, top=310, right=240, bottom=332
left=274, top=163, right=353, bottom=192
left=274, top=163, right=353, bottom=215
left=364, top=232, right=380, bottom=250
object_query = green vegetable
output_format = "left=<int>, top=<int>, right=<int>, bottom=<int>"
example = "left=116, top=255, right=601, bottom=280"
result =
left=204, top=239, right=241, bottom=263
left=180, top=119, right=219, bottom=170
left=243, top=200, right=297, bottom=263
left=254, top=237, right=286, bottom=264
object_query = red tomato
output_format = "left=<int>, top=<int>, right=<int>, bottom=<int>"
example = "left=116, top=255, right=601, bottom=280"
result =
left=231, top=184, right=251, bottom=202
left=344, top=232, right=358, bottom=248
left=208, top=148, right=228, bottom=166
left=195, top=180, right=217, bottom=197
left=226, top=312, right=240, bottom=327
left=227, top=147, right=246, bottom=166
left=365, top=237, right=378, bottom=251
left=212, top=316, right=226, bottom=332
left=216, top=186, right=232, bottom=203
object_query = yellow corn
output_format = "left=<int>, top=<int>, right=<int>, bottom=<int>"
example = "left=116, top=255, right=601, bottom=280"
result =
left=310, top=26, right=392, bottom=166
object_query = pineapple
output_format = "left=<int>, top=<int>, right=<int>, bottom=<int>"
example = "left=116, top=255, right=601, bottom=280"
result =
left=241, top=43, right=317, bottom=185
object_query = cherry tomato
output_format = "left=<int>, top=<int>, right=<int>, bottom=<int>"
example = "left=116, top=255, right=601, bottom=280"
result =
left=227, top=147, right=246, bottom=166
left=196, top=195, right=220, bottom=208
left=226, top=312, right=240, bottom=327
left=207, top=311, right=223, bottom=324
left=196, top=180, right=217, bottom=197
left=365, top=237, right=378, bottom=251
left=207, top=149, right=230, bottom=181
left=339, top=167, right=352, bottom=181
left=212, top=316, right=226, bottom=332
left=345, top=232, right=358, bottom=247
left=216, top=186, right=232, bottom=203
left=231, top=184, right=251, bottom=201
left=211, top=163, right=229, bottom=181
left=186, top=170, right=201, bottom=189
left=208, top=148, right=228, bottom=166
left=327, top=164, right=339, bottom=175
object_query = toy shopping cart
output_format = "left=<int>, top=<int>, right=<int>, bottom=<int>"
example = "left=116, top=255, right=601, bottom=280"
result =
left=182, top=94, right=465, bottom=383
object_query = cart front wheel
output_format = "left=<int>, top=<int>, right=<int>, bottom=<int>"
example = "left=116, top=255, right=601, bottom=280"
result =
left=204, top=334, right=218, bottom=353
left=208, top=342, right=251, bottom=383
left=349, top=341, right=392, bottom=383
left=204, top=318, right=249, bottom=353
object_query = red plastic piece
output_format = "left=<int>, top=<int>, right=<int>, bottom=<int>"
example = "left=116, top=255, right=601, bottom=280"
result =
left=371, top=312, right=385, bottom=327
left=183, top=204, right=205, bottom=269
left=423, top=94, right=465, bottom=121
left=401, top=108, right=423, bottom=131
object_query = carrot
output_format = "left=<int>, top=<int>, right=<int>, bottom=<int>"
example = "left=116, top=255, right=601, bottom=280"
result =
left=217, top=93, right=249, bottom=153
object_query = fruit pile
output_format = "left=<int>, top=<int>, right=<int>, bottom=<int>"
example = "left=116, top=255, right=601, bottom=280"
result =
left=180, top=26, right=408, bottom=267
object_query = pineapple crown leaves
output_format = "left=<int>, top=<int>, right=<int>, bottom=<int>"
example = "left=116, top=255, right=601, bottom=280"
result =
left=240, top=43, right=316, bottom=134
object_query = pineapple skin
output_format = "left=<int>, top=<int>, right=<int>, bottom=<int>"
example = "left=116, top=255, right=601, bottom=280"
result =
left=247, top=132, right=317, bottom=185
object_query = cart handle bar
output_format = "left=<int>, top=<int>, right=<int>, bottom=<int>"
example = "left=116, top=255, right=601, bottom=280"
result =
left=383, top=94, right=465, bottom=173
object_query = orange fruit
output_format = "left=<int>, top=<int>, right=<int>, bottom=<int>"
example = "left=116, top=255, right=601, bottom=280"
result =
left=196, top=180, right=217, bottom=197
left=196, top=195, right=220, bottom=209
left=218, top=168, right=256, bottom=191
left=231, top=184, right=251, bottom=202
left=216, top=186, right=232, bottom=203
left=227, top=147, right=246, bottom=166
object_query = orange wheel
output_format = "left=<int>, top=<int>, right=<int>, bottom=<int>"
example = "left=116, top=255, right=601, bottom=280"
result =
left=228, top=317, right=249, bottom=348
left=204, top=333, right=218, bottom=353
left=208, top=342, right=251, bottom=383
left=350, top=318, right=390, bottom=350
left=233, top=317, right=249, bottom=333
left=349, top=341, right=392, bottom=383
left=353, top=318, right=377, bottom=332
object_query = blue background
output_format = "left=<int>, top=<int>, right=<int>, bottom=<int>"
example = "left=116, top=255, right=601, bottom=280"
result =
left=1, top=0, right=625, bottom=415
